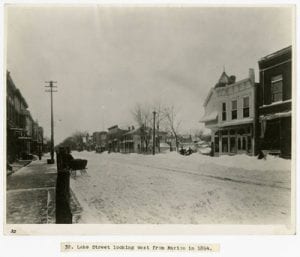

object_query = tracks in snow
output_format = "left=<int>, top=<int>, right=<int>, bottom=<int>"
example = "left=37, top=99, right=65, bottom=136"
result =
left=106, top=157, right=290, bottom=190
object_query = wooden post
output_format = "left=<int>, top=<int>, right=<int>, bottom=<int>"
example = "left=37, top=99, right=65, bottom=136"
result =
left=55, top=147, right=72, bottom=224
left=152, top=111, right=156, bottom=155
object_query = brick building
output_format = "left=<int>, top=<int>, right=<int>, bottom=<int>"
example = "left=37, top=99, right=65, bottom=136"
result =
left=6, top=71, right=44, bottom=162
left=257, top=46, right=292, bottom=158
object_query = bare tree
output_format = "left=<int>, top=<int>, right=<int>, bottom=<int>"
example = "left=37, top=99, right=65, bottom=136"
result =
left=163, top=105, right=182, bottom=151
left=131, top=103, right=152, bottom=152
left=152, top=100, right=167, bottom=152
left=57, top=130, right=88, bottom=151
left=131, top=103, right=152, bottom=128
left=192, top=128, right=204, bottom=141
left=72, top=130, right=88, bottom=150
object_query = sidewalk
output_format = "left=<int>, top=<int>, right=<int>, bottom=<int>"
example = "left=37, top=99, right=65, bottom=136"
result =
left=6, top=157, right=57, bottom=224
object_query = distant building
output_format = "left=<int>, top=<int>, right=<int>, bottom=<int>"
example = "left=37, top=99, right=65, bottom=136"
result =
left=37, top=126, right=44, bottom=155
left=93, top=131, right=108, bottom=152
left=166, top=133, right=177, bottom=151
left=257, top=46, right=292, bottom=158
left=24, top=110, right=33, bottom=154
left=31, top=121, right=39, bottom=154
left=121, top=126, right=144, bottom=153
left=121, top=126, right=169, bottom=153
left=200, top=69, right=258, bottom=156
left=107, top=125, right=128, bottom=152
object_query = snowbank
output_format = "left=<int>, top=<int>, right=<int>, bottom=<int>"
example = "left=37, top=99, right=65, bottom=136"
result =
left=125, top=151, right=290, bottom=172
left=72, top=150, right=291, bottom=172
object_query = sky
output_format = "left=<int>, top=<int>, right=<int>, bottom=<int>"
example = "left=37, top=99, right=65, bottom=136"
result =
left=5, top=6, right=293, bottom=144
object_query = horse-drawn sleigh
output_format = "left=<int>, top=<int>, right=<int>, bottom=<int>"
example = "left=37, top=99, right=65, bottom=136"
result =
left=69, top=158, right=88, bottom=178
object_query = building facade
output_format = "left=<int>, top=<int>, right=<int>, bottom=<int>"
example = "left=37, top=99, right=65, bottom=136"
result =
left=121, top=126, right=143, bottom=153
left=7, top=71, right=30, bottom=162
left=6, top=71, right=44, bottom=162
left=201, top=69, right=258, bottom=156
left=121, top=126, right=169, bottom=154
left=93, top=131, right=108, bottom=152
left=257, top=46, right=292, bottom=158
left=107, top=125, right=128, bottom=152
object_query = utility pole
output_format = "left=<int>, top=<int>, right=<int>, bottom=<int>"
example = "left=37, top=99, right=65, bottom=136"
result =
left=152, top=111, right=156, bottom=155
left=45, top=81, right=57, bottom=164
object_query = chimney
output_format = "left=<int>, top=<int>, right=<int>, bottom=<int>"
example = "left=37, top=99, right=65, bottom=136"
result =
left=228, top=75, right=236, bottom=84
left=249, top=68, right=255, bottom=84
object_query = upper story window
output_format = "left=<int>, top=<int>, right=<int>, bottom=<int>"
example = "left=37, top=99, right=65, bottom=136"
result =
left=271, top=74, right=283, bottom=102
left=243, top=97, right=250, bottom=118
left=231, top=100, right=237, bottom=120
left=222, top=102, right=226, bottom=121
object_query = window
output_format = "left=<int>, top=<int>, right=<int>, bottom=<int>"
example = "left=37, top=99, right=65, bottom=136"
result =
left=247, top=136, right=252, bottom=153
left=243, top=97, right=250, bottom=118
left=222, top=102, right=226, bottom=121
left=214, top=137, right=219, bottom=153
left=242, top=137, right=247, bottom=150
left=271, top=74, right=283, bottom=102
left=222, top=137, right=228, bottom=152
left=230, top=137, right=236, bottom=153
left=231, top=100, right=237, bottom=120
left=221, top=130, right=228, bottom=136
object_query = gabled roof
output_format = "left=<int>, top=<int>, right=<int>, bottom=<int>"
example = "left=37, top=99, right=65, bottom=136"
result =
left=218, top=71, right=230, bottom=84
left=214, top=71, right=230, bottom=88
left=203, top=88, right=213, bottom=107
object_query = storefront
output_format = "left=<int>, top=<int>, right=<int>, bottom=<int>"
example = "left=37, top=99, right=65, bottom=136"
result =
left=212, top=123, right=254, bottom=156
left=259, top=111, right=291, bottom=158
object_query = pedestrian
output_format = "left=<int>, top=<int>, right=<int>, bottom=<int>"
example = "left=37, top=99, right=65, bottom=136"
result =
left=186, top=147, right=192, bottom=155
left=65, top=147, right=74, bottom=166
left=210, top=142, right=215, bottom=157
left=258, top=150, right=266, bottom=160
left=179, top=146, right=185, bottom=155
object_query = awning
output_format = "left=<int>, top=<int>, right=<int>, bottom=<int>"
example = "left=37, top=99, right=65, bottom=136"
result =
left=200, top=111, right=218, bottom=122
left=259, top=111, right=291, bottom=121
left=18, top=136, right=32, bottom=140
left=219, top=118, right=253, bottom=128
left=10, top=127, right=26, bottom=131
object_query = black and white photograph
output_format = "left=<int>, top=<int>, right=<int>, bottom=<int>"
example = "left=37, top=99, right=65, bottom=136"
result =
left=3, top=3, right=296, bottom=239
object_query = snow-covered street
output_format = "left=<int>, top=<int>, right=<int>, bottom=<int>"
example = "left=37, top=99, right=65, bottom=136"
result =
left=70, top=151, right=291, bottom=224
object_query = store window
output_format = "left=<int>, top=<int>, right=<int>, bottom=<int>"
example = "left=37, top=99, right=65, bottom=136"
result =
left=243, top=97, right=250, bottom=118
left=221, top=130, right=228, bottom=135
left=238, top=137, right=241, bottom=150
left=230, top=137, right=236, bottom=153
left=231, top=100, right=237, bottom=120
left=214, top=136, right=219, bottom=153
left=271, top=74, right=283, bottom=102
left=242, top=137, right=247, bottom=150
left=222, top=102, right=226, bottom=121
left=230, top=129, right=235, bottom=135
left=222, top=137, right=228, bottom=152
left=247, top=136, right=252, bottom=153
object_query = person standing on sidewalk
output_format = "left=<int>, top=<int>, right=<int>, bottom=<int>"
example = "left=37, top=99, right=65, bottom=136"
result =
left=38, top=147, right=42, bottom=160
